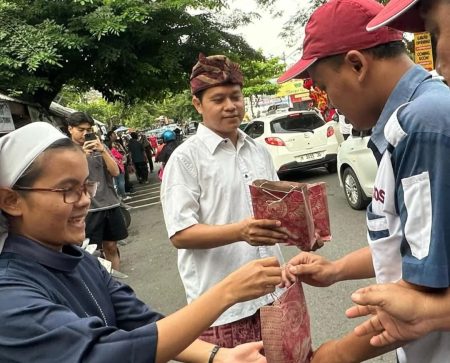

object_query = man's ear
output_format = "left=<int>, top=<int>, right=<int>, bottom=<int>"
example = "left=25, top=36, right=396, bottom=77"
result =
left=345, top=50, right=368, bottom=82
left=0, top=188, right=23, bottom=217
left=192, top=96, right=203, bottom=115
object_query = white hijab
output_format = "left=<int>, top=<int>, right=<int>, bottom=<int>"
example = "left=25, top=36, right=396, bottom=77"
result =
left=0, top=122, right=68, bottom=252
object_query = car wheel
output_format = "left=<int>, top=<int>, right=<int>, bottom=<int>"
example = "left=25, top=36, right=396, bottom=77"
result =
left=342, top=167, right=370, bottom=210
left=326, top=161, right=337, bottom=174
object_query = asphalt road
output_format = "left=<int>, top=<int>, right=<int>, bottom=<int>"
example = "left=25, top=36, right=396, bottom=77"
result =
left=119, top=166, right=395, bottom=362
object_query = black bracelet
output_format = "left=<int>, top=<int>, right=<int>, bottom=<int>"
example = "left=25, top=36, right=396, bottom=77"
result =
left=208, top=345, right=221, bottom=363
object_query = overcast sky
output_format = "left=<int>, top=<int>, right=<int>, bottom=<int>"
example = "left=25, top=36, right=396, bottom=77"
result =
left=231, top=0, right=305, bottom=63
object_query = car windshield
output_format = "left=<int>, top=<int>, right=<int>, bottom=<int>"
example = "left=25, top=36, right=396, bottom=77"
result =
left=270, top=113, right=325, bottom=133
left=239, top=123, right=248, bottom=130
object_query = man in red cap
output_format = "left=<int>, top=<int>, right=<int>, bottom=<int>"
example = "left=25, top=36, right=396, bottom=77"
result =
left=368, top=0, right=450, bottom=82
left=160, top=54, right=288, bottom=348
left=281, top=0, right=450, bottom=362
left=340, top=0, right=450, bottom=350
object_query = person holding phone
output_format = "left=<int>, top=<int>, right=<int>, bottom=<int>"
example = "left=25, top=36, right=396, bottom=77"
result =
left=67, top=112, right=128, bottom=278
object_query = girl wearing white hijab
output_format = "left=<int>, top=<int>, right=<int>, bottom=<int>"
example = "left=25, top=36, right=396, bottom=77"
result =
left=0, top=122, right=281, bottom=363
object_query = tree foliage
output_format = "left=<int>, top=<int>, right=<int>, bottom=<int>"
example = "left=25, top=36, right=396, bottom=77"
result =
left=121, top=90, right=198, bottom=129
left=241, top=56, right=284, bottom=96
left=59, top=53, right=285, bottom=128
left=0, top=0, right=262, bottom=108
left=241, top=55, right=285, bottom=117
left=61, top=87, right=125, bottom=128
left=60, top=85, right=198, bottom=129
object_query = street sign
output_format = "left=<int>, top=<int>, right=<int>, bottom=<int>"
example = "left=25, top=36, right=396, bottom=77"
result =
left=414, top=32, right=434, bottom=71
left=276, top=80, right=310, bottom=98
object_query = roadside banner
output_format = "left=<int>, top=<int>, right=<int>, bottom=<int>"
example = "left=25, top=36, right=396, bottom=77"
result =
left=414, top=32, right=434, bottom=71
left=276, top=80, right=309, bottom=98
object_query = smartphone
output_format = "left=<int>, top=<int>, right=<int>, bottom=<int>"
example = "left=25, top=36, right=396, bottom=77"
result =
left=84, top=133, right=97, bottom=142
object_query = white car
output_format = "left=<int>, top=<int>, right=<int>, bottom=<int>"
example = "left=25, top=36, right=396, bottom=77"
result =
left=337, top=131, right=377, bottom=209
left=266, top=102, right=290, bottom=115
left=336, top=71, right=445, bottom=210
left=243, top=110, right=339, bottom=175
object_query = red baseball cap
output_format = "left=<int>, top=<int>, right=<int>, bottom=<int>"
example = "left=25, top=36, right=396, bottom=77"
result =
left=367, top=0, right=424, bottom=33
left=277, top=0, right=403, bottom=83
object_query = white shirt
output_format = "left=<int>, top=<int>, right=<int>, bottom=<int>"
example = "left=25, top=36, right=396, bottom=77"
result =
left=161, top=123, right=285, bottom=326
left=338, top=113, right=352, bottom=135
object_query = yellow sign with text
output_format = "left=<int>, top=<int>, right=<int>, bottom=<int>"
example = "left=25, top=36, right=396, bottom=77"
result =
left=276, top=80, right=310, bottom=98
left=414, top=32, right=434, bottom=71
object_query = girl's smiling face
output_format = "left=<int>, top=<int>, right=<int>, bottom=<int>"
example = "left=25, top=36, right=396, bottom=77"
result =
left=11, top=148, right=91, bottom=250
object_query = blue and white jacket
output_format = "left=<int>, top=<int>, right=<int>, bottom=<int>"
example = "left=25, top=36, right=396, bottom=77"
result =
left=367, top=65, right=450, bottom=363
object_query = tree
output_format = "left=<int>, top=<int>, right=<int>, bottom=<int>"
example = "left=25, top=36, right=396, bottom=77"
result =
left=0, top=0, right=262, bottom=108
left=122, top=90, right=199, bottom=129
left=61, top=87, right=125, bottom=129
left=241, top=55, right=285, bottom=117
left=61, top=85, right=200, bottom=129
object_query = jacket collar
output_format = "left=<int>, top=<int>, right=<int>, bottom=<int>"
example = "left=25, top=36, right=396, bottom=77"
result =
left=370, top=65, right=431, bottom=154
left=3, top=235, right=83, bottom=272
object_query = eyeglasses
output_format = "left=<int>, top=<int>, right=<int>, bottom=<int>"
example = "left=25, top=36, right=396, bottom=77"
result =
left=13, top=181, right=99, bottom=204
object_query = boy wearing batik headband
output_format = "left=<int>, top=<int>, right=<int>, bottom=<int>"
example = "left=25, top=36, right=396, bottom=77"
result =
left=281, top=0, right=450, bottom=362
left=160, top=54, right=288, bottom=348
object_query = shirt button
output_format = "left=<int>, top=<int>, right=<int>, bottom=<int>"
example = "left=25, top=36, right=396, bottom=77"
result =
left=224, top=140, right=228, bottom=143
left=245, top=174, right=248, bottom=178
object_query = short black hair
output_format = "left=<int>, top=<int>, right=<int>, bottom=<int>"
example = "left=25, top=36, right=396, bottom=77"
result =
left=14, top=138, right=80, bottom=188
left=193, top=89, right=206, bottom=102
left=130, top=132, right=138, bottom=139
left=67, top=112, right=95, bottom=127
left=319, top=40, right=407, bottom=71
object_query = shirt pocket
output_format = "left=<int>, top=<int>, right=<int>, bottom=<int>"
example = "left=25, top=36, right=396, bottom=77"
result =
left=401, top=172, right=432, bottom=260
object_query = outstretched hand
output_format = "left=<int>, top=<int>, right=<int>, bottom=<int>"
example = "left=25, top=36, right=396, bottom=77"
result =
left=238, top=217, right=289, bottom=246
left=281, top=252, right=338, bottom=288
left=346, top=283, right=433, bottom=346
left=222, top=257, right=282, bottom=304
left=217, top=341, right=267, bottom=363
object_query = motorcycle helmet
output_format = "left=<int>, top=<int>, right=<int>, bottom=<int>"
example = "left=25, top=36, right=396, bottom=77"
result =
left=162, top=129, right=176, bottom=143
